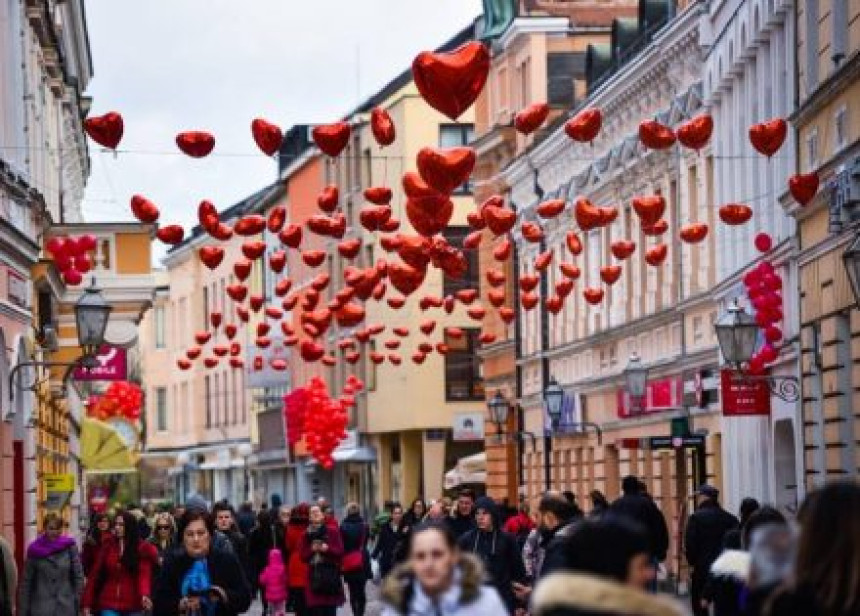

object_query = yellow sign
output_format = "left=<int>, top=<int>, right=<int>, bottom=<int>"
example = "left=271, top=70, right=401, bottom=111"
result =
left=43, top=473, right=76, bottom=493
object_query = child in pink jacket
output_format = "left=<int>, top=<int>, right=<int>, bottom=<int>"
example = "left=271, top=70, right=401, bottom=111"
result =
left=259, top=548, right=289, bottom=616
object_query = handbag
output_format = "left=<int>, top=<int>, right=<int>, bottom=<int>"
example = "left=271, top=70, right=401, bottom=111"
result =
left=310, top=559, right=342, bottom=596
left=341, top=526, right=366, bottom=573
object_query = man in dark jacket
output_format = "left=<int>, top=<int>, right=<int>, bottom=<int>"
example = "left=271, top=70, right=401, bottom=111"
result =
left=458, top=496, right=527, bottom=612
left=610, top=475, right=670, bottom=564
left=446, top=488, right=476, bottom=539
left=213, top=501, right=252, bottom=581
left=684, top=485, right=739, bottom=616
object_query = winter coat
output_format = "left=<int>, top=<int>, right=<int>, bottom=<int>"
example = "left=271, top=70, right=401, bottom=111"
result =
left=538, top=521, right=580, bottom=579
left=684, top=500, right=739, bottom=576
left=380, top=552, right=508, bottom=616
left=285, top=523, right=309, bottom=588
left=522, top=528, right=543, bottom=581
left=609, top=494, right=670, bottom=560
left=532, top=572, right=685, bottom=616
left=300, top=523, right=345, bottom=607
left=18, top=542, right=84, bottom=616
left=458, top=529, right=525, bottom=611
left=249, top=522, right=278, bottom=590
left=258, top=549, right=289, bottom=603
left=80, top=531, right=111, bottom=576
left=763, top=584, right=830, bottom=616
left=372, top=521, right=407, bottom=578
left=152, top=546, right=252, bottom=616
left=446, top=512, right=476, bottom=540
left=340, top=513, right=371, bottom=582
left=503, top=512, right=535, bottom=545
left=223, top=529, right=251, bottom=581
left=82, top=536, right=158, bottom=613
left=0, top=535, right=16, bottom=616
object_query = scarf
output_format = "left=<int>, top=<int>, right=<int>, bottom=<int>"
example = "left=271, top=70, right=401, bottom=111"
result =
left=27, top=534, right=75, bottom=559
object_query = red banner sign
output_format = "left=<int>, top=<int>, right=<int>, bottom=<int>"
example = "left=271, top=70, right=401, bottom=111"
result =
left=720, top=370, right=771, bottom=416
left=617, top=377, right=682, bottom=418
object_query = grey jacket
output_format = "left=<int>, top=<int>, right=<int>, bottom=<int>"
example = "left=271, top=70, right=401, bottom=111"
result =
left=18, top=545, right=84, bottom=616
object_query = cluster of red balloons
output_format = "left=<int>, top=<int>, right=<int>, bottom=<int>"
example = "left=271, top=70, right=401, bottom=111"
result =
left=283, top=388, right=308, bottom=446
left=300, top=376, right=363, bottom=469
left=743, top=234, right=783, bottom=375
left=87, top=381, right=143, bottom=421
left=45, top=234, right=98, bottom=286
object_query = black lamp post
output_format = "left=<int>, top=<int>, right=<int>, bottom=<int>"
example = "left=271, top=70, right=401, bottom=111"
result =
left=714, top=300, right=799, bottom=402
left=543, top=377, right=565, bottom=429
left=623, top=353, right=649, bottom=414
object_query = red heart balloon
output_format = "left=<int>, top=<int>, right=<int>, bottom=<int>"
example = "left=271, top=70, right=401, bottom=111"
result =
left=487, top=289, right=506, bottom=307
left=638, top=120, right=676, bottom=150
left=204, top=357, right=219, bottom=369
left=224, top=324, right=238, bottom=339
left=645, top=243, right=668, bottom=266
left=559, top=262, right=581, bottom=279
left=521, top=292, right=539, bottom=310
left=370, top=107, right=396, bottom=146
left=493, top=237, right=512, bottom=261
left=788, top=172, right=819, bottom=206
left=84, top=112, right=124, bottom=149
left=198, top=200, right=220, bottom=232
left=275, top=278, right=292, bottom=297
left=566, top=232, right=583, bottom=255
left=335, top=303, right=366, bottom=327
left=279, top=223, right=302, bottom=248
left=632, top=195, right=666, bottom=226
left=302, top=250, right=326, bottom=267
left=556, top=279, right=573, bottom=298
left=416, top=146, right=476, bottom=194
left=176, top=131, right=215, bottom=157
left=412, top=352, right=426, bottom=365
left=177, top=358, right=192, bottom=371
left=749, top=118, right=787, bottom=157
left=412, top=41, right=490, bottom=121
left=300, top=340, right=325, bottom=362
left=130, top=195, right=160, bottom=223
left=199, top=246, right=224, bottom=269
left=307, top=214, right=335, bottom=237
left=318, top=185, right=339, bottom=213
left=209, top=223, right=233, bottom=242
left=195, top=331, right=212, bottom=345
left=467, top=306, right=486, bottom=320
left=521, top=221, right=544, bottom=243
left=364, top=186, right=392, bottom=205
left=515, top=102, right=550, bottom=135
left=564, top=107, right=602, bottom=143
left=156, top=224, right=184, bottom=245
left=233, top=260, right=252, bottom=281
left=226, top=284, right=248, bottom=302
left=186, top=347, right=201, bottom=360
left=312, top=122, right=351, bottom=157
left=519, top=274, right=539, bottom=293
left=583, top=287, right=604, bottom=305
left=269, top=250, right=287, bottom=273
left=534, top=250, right=553, bottom=271
left=610, top=240, right=636, bottom=260
left=359, top=205, right=392, bottom=232
left=642, top=219, right=669, bottom=236
left=482, top=199, right=517, bottom=236
left=455, top=289, right=478, bottom=305
left=600, top=265, right=622, bottom=285
left=63, top=268, right=83, bottom=286
left=397, top=235, right=432, bottom=269
left=498, top=307, right=516, bottom=323
left=241, top=240, right=266, bottom=260
left=389, top=262, right=426, bottom=296
left=677, top=114, right=713, bottom=151
left=267, top=206, right=286, bottom=233
left=466, top=210, right=486, bottom=230
left=464, top=231, right=482, bottom=250
left=574, top=198, right=604, bottom=231
left=537, top=199, right=565, bottom=219
left=338, top=238, right=362, bottom=259
left=679, top=223, right=709, bottom=244
left=719, top=203, right=753, bottom=225
left=406, top=196, right=453, bottom=237
left=545, top=296, right=563, bottom=315
left=251, top=118, right=283, bottom=156
left=233, top=215, right=266, bottom=236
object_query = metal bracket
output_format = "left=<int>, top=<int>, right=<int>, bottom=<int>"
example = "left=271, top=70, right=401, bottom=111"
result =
left=8, top=356, right=94, bottom=403
left=732, top=372, right=801, bottom=402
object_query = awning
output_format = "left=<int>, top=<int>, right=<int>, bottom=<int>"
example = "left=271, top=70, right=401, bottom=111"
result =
left=81, top=417, right=137, bottom=472
left=444, top=452, right=487, bottom=490
left=332, top=446, right=376, bottom=463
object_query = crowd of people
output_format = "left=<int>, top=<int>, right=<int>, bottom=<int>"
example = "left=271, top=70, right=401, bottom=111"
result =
left=1, top=479, right=858, bottom=616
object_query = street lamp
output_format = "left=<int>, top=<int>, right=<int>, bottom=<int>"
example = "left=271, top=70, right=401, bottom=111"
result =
left=488, top=390, right=510, bottom=428
left=623, top=353, right=649, bottom=414
left=842, top=231, right=860, bottom=309
left=237, top=443, right=253, bottom=502
left=8, top=279, right=113, bottom=401
left=714, top=299, right=800, bottom=402
left=543, top=377, right=565, bottom=429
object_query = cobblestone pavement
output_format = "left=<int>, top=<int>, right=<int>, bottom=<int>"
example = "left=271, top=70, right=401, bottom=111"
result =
left=246, top=582, right=384, bottom=616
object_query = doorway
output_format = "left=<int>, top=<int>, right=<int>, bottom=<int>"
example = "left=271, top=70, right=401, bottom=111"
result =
left=773, top=419, right=798, bottom=515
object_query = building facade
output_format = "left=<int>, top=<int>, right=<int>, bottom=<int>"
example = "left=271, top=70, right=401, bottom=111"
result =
left=791, top=0, right=860, bottom=486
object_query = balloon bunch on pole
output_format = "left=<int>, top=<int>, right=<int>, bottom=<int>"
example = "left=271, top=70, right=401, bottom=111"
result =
left=283, top=388, right=309, bottom=446
left=45, top=234, right=98, bottom=286
left=298, top=375, right=363, bottom=469
left=742, top=233, right=783, bottom=375
left=87, top=381, right=143, bottom=421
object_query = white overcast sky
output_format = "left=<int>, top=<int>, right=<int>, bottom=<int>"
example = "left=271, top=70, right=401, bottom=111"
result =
left=81, top=0, right=483, bottom=245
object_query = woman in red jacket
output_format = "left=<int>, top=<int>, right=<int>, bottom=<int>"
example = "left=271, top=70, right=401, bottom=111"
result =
left=285, top=503, right=310, bottom=616
left=82, top=510, right=157, bottom=616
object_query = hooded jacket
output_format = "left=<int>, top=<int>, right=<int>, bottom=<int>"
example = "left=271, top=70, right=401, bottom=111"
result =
left=380, top=552, right=507, bottom=616
left=532, top=572, right=685, bottom=616
left=609, top=493, right=670, bottom=561
left=258, top=548, right=289, bottom=603
left=457, top=497, right=526, bottom=612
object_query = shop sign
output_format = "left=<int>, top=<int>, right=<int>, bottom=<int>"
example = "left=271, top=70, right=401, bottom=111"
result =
left=683, top=369, right=719, bottom=408
left=73, top=346, right=127, bottom=381
left=43, top=473, right=75, bottom=511
left=721, top=370, right=771, bottom=416
left=617, top=377, right=682, bottom=418
left=453, top=412, right=485, bottom=441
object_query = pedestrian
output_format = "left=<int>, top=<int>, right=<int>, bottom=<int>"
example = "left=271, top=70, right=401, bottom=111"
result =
left=502, top=501, right=535, bottom=550
left=18, top=513, right=84, bottom=616
left=722, top=497, right=760, bottom=550
left=588, top=490, right=610, bottom=518
left=0, top=533, right=17, bottom=616
left=152, top=509, right=252, bottom=616
left=457, top=496, right=526, bottom=613
left=148, top=511, right=176, bottom=571
left=285, top=503, right=311, bottom=616
left=764, top=482, right=860, bottom=616
left=340, top=502, right=371, bottom=616
left=403, top=498, right=426, bottom=530
left=372, top=503, right=407, bottom=579
left=82, top=510, right=158, bottom=616
left=301, top=503, right=345, bottom=616
left=259, top=548, right=289, bottom=616
left=249, top=509, right=277, bottom=611
left=423, top=502, right=447, bottom=524
left=684, top=485, right=739, bottom=616
left=446, top=490, right=475, bottom=540
left=81, top=512, right=111, bottom=575
left=531, top=516, right=684, bottom=616
left=381, top=522, right=507, bottom=616
left=609, top=475, right=670, bottom=574
left=213, top=501, right=251, bottom=580
left=237, top=501, right=256, bottom=537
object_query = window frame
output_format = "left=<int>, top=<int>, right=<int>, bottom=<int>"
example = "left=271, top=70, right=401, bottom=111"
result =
left=438, top=124, right=476, bottom=195
left=442, top=226, right=479, bottom=296
left=155, top=387, right=168, bottom=432
left=444, top=328, right=484, bottom=402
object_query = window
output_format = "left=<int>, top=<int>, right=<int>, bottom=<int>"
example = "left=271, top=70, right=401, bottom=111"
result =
left=804, top=0, right=819, bottom=92
left=439, top=124, right=476, bottom=194
left=213, top=373, right=220, bottom=426
left=442, top=226, right=479, bottom=296
left=445, top=329, right=484, bottom=401
left=155, top=387, right=168, bottom=432
left=805, top=128, right=819, bottom=171
left=547, top=52, right=585, bottom=108
left=834, top=106, right=848, bottom=152
left=205, top=376, right=212, bottom=428
left=202, top=286, right=209, bottom=330
left=154, top=305, right=166, bottom=349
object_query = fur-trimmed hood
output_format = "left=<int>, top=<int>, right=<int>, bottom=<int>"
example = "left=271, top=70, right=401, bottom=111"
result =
left=381, top=552, right=485, bottom=613
left=532, top=573, right=685, bottom=616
